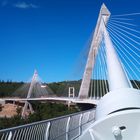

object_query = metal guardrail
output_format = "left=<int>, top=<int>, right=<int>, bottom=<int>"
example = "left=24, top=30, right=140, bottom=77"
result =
left=0, top=109, right=95, bottom=140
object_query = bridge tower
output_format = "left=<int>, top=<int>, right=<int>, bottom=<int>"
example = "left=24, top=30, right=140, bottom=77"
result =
left=78, top=3, right=140, bottom=122
left=21, top=70, right=38, bottom=117
left=79, top=4, right=140, bottom=139
left=78, top=4, right=132, bottom=99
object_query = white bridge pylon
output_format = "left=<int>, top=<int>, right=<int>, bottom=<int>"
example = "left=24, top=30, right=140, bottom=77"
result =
left=22, top=70, right=39, bottom=117
left=78, top=4, right=132, bottom=99
left=22, top=70, right=49, bottom=117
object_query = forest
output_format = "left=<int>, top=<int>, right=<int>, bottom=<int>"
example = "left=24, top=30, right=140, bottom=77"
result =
left=0, top=80, right=140, bottom=129
left=0, top=80, right=81, bottom=129
left=0, top=80, right=81, bottom=98
left=0, top=102, right=79, bottom=129
left=0, top=80, right=139, bottom=98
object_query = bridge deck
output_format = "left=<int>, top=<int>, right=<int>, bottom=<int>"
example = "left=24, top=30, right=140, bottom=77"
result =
left=0, top=97, right=100, bottom=105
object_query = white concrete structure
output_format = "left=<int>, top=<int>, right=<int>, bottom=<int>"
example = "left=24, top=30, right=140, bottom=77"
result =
left=95, top=88, right=140, bottom=120
left=79, top=3, right=132, bottom=98
left=22, top=70, right=38, bottom=117
left=79, top=4, right=111, bottom=99
left=79, top=3, right=140, bottom=140
left=103, top=16, right=132, bottom=91
left=79, top=109, right=140, bottom=140
left=2, top=97, right=100, bottom=105
left=68, top=87, right=75, bottom=98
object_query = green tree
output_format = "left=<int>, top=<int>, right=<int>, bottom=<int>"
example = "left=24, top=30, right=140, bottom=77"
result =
left=16, top=106, right=22, bottom=116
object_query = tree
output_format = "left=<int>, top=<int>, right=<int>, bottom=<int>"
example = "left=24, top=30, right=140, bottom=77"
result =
left=16, top=106, right=22, bottom=116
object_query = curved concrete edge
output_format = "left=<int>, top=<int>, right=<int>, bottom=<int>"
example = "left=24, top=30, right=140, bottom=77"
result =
left=79, top=109, right=140, bottom=140
left=95, top=88, right=140, bottom=120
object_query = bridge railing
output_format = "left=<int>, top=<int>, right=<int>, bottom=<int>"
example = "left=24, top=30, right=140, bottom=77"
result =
left=0, top=109, right=95, bottom=140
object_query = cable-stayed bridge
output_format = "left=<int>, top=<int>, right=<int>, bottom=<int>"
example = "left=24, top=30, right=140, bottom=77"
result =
left=1, top=3, right=140, bottom=140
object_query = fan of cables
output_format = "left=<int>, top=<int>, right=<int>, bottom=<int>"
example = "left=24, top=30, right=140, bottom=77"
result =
left=89, top=13, right=140, bottom=98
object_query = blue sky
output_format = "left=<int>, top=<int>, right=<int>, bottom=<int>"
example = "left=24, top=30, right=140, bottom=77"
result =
left=0, top=0, right=140, bottom=82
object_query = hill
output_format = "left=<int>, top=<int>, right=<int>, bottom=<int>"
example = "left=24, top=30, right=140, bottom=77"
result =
left=0, top=80, right=140, bottom=98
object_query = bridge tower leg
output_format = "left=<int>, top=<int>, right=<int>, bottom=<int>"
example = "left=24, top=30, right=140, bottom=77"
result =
left=22, top=70, right=38, bottom=117
left=78, top=4, right=111, bottom=99
left=102, top=21, right=132, bottom=91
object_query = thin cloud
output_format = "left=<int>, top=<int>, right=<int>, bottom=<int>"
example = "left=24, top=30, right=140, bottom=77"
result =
left=13, top=1, right=39, bottom=9
left=1, top=0, right=8, bottom=7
